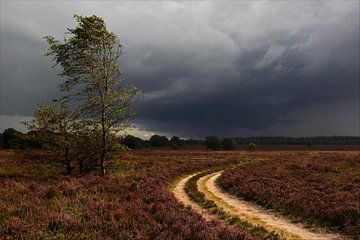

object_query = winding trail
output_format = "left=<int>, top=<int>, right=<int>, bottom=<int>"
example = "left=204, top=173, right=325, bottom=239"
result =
left=172, top=170, right=345, bottom=240
left=172, top=174, right=216, bottom=221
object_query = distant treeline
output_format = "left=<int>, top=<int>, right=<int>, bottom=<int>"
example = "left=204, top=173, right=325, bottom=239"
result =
left=84, top=134, right=360, bottom=149
left=0, top=128, right=359, bottom=150
left=0, top=128, right=42, bottom=149
left=233, top=136, right=360, bottom=145
left=121, top=134, right=203, bottom=149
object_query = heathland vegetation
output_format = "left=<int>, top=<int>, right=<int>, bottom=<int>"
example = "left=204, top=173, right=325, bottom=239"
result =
left=1, top=150, right=258, bottom=239
left=3, top=149, right=358, bottom=239
left=218, top=152, right=360, bottom=239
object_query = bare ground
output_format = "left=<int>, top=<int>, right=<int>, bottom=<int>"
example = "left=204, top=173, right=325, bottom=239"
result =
left=198, top=171, right=345, bottom=240
left=172, top=174, right=216, bottom=221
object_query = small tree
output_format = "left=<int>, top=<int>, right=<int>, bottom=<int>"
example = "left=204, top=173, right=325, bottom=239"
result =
left=222, top=138, right=234, bottom=150
left=170, top=136, right=182, bottom=149
left=2, top=128, right=27, bottom=149
left=24, top=102, right=80, bottom=174
left=248, top=142, right=257, bottom=151
left=45, top=15, right=141, bottom=176
left=149, top=135, right=169, bottom=147
left=206, top=135, right=221, bottom=150
left=122, top=135, right=146, bottom=149
left=0, top=133, right=3, bottom=149
left=184, top=138, right=198, bottom=145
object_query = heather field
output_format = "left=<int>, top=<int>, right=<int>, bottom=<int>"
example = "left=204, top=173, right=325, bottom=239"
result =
left=1, top=149, right=359, bottom=239
left=0, top=149, right=257, bottom=240
left=218, top=151, right=360, bottom=239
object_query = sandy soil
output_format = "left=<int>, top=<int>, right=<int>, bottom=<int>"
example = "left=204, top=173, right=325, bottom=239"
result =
left=172, top=174, right=216, bottom=221
left=199, top=171, right=344, bottom=240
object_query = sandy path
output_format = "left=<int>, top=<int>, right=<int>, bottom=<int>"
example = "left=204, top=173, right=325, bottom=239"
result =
left=172, top=174, right=216, bottom=221
left=198, top=171, right=344, bottom=240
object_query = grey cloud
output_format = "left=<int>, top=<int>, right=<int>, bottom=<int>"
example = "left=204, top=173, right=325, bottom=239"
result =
left=0, top=1, right=359, bottom=137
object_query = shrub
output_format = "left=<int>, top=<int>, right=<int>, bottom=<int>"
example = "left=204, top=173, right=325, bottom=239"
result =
left=149, top=135, right=169, bottom=147
left=45, top=187, right=58, bottom=199
left=247, top=143, right=257, bottom=151
left=122, top=135, right=147, bottom=149
left=170, top=136, right=182, bottom=149
left=206, top=136, right=221, bottom=150
left=2, top=128, right=27, bottom=149
left=0, top=133, right=3, bottom=149
left=222, top=138, right=235, bottom=150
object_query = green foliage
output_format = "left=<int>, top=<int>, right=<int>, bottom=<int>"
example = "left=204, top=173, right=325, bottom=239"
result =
left=183, top=138, right=199, bottom=145
left=2, top=128, right=27, bottom=149
left=248, top=142, right=257, bottom=151
left=23, top=102, right=81, bottom=174
left=41, top=15, right=141, bottom=175
left=222, top=138, right=235, bottom=150
left=234, top=136, right=360, bottom=145
left=122, top=135, right=148, bottom=149
left=149, top=135, right=169, bottom=147
left=205, top=135, right=221, bottom=150
left=170, top=136, right=182, bottom=149
left=0, top=133, right=3, bottom=149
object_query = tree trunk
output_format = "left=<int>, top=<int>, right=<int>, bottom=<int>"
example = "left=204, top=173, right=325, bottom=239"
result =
left=101, top=157, right=106, bottom=176
left=100, top=128, right=106, bottom=177
left=65, top=147, right=72, bottom=174
left=100, top=84, right=107, bottom=177
left=79, top=158, right=84, bottom=174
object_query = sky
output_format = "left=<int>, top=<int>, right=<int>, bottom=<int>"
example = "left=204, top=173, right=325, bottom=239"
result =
left=0, top=1, right=359, bottom=139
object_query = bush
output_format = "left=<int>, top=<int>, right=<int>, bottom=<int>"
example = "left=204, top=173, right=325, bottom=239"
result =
left=122, top=135, right=147, bottom=149
left=247, top=143, right=257, bottom=151
left=183, top=138, right=200, bottom=145
left=0, top=133, right=3, bottom=149
left=206, top=135, right=221, bottom=150
left=25, top=131, right=43, bottom=149
left=149, top=135, right=169, bottom=147
left=222, top=138, right=235, bottom=150
left=2, top=128, right=27, bottom=149
left=7, top=138, right=27, bottom=149
left=170, top=136, right=182, bottom=149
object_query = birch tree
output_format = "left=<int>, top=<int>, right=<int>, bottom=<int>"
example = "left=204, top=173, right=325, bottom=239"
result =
left=45, top=15, right=140, bottom=176
left=24, top=101, right=80, bottom=174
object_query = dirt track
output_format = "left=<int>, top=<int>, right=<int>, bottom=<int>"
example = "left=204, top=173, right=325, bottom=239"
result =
left=172, top=174, right=216, bottom=221
left=172, top=170, right=345, bottom=240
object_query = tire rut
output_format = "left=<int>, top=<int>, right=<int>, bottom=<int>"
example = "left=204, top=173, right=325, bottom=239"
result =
left=172, top=170, right=346, bottom=240
left=198, top=171, right=344, bottom=240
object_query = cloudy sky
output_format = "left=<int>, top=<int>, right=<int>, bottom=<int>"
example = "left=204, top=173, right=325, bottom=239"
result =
left=0, top=1, right=359, bottom=138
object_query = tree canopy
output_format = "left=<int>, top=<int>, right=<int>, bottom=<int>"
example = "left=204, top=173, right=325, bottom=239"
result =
left=26, top=15, right=140, bottom=176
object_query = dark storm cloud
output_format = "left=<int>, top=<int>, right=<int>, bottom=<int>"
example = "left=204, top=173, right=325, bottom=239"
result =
left=133, top=4, right=359, bottom=137
left=1, top=27, right=62, bottom=115
left=0, top=1, right=359, bottom=137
